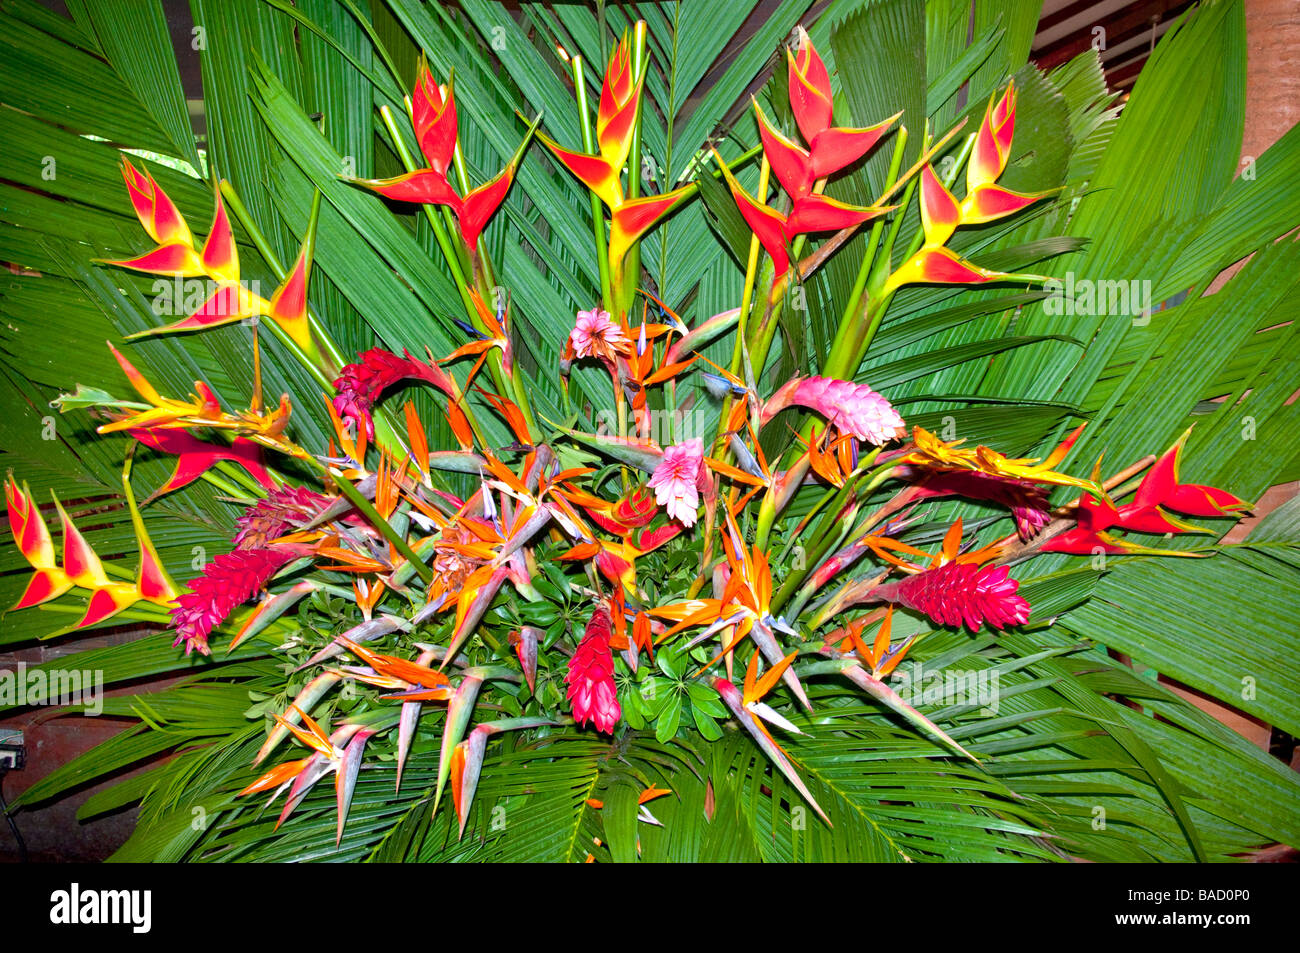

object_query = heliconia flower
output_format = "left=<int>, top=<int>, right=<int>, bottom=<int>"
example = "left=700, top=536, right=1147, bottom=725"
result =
left=6, top=476, right=71, bottom=609
left=879, top=561, right=1029, bottom=631
left=538, top=35, right=641, bottom=209
left=567, top=608, right=621, bottom=733
left=755, top=100, right=898, bottom=197
left=104, top=162, right=321, bottom=354
left=348, top=61, right=535, bottom=256
left=583, top=485, right=659, bottom=537
left=881, top=85, right=1049, bottom=296
left=762, top=376, right=906, bottom=446
left=647, top=437, right=704, bottom=527
left=569, top=307, right=629, bottom=362
left=412, top=61, right=456, bottom=178
left=787, top=27, right=832, bottom=144
left=537, top=35, right=692, bottom=281
left=760, top=31, right=900, bottom=194
left=120, top=158, right=193, bottom=248
left=1038, top=492, right=1201, bottom=556
left=130, top=428, right=274, bottom=502
left=598, top=33, right=640, bottom=176
left=1131, top=429, right=1251, bottom=519
left=715, top=149, right=891, bottom=282
left=6, top=476, right=177, bottom=628
left=1039, top=434, right=1245, bottom=556
left=906, top=468, right=1052, bottom=541
left=967, top=83, right=1018, bottom=196
left=607, top=189, right=693, bottom=280
left=171, top=547, right=294, bottom=656
left=233, top=484, right=334, bottom=549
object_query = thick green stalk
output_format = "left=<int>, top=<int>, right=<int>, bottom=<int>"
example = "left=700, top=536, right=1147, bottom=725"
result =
left=820, top=129, right=909, bottom=381
left=618, top=20, right=648, bottom=321
left=379, top=106, right=512, bottom=445
left=712, top=155, right=771, bottom=457
left=309, top=458, right=433, bottom=585
left=573, top=55, right=614, bottom=314
left=218, top=183, right=343, bottom=378
left=220, top=181, right=411, bottom=460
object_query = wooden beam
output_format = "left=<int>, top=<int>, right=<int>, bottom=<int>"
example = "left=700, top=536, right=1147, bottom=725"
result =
left=1033, top=0, right=1185, bottom=70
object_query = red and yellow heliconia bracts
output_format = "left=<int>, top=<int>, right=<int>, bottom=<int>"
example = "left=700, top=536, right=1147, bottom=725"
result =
left=102, top=159, right=320, bottom=358
left=537, top=33, right=693, bottom=302
left=5, top=475, right=177, bottom=630
left=716, top=28, right=898, bottom=295
left=883, top=82, right=1051, bottom=294
left=348, top=59, right=536, bottom=259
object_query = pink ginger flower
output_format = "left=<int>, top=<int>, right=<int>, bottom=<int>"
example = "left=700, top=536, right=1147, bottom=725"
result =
left=763, top=376, right=905, bottom=446
left=569, top=308, right=628, bottom=361
left=647, top=437, right=704, bottom=527
left=881, top=561, right=1029, bottom=632
left=233, top=484, right=333, bottom=549
left=567, top=609, right=621, bottom=733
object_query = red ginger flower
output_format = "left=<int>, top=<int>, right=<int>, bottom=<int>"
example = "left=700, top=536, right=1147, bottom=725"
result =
left=885, top=561, right=1028, bottom=632
left=333, top=347, right=457, bottom=440
left=566, top=608, right=621, bottom=733
left=171, top=547, right=294, bottom=656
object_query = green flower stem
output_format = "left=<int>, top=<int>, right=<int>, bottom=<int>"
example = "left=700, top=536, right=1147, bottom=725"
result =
left=712, top=155, right=771, bottom=457
left=733, top=155, right=772, bottom=372
left=452, top=141, right=498, bottom=292
left=836, top=131, right=976, bottom=383
left=447, top=138, right=540, bottom=442
left=218, top=183, right=344, bottom=376
left=753, top=483, right=778, bottom=552
left=780, top=463, right=906, bottom=619
left=573, top=55, right=614, bottom=314
left=618, top=20, right=648, bottom=320
left=379, top=105, right=508, bottom=447
left=308, top=458, right=434, bottom=585
left=820, top=129, right=909, bottom=382
left=835, top=128, right=908, bottom=352
left=768, top=464, right=873, bottom=616
left=200, top=468, right=253, bottom=501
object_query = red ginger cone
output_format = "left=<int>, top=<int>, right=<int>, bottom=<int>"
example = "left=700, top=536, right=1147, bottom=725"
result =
left=888, top=562, right=1029, bottom=632
left=567, top=608, right=621, bottom=733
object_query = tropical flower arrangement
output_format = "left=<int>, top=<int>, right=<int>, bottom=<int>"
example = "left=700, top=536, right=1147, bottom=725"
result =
left=2, top=0, right=1298, bottom=862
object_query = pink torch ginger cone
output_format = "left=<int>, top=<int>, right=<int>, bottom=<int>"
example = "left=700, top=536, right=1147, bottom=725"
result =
left=763, top=376, right=905, bottom=446
left=567, top=608, right=621, bottom=733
